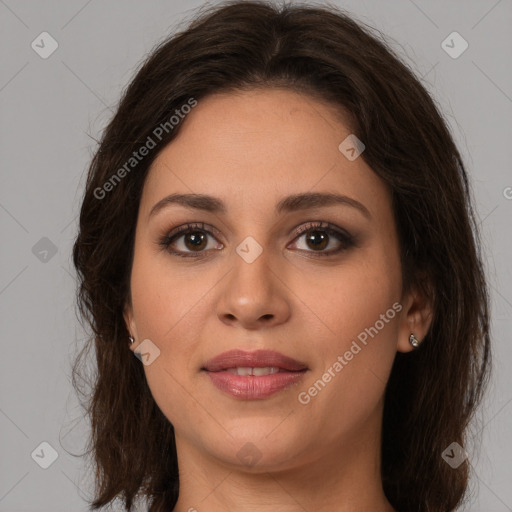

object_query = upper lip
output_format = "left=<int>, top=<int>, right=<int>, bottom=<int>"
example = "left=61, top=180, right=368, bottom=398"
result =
left=202, top=349, right=308, bottom=372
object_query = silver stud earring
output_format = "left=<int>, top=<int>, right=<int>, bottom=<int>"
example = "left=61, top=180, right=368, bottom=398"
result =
left=409, top=333, right=421, bottom=349
left=128, top=336, right=134, bottom=345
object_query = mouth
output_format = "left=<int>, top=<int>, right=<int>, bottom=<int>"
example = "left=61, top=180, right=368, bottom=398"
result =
left=222, top=366, right=298, bottom=375
left=202, top=349, right=308, bottom=372
left=201, top=349, right=308, bottom=400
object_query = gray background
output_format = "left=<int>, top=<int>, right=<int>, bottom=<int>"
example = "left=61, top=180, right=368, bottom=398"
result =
left=1, top=0, right=511, bottom=510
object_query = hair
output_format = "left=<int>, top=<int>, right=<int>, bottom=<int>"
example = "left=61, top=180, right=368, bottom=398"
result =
left=71, top=1, right=492, bottom=510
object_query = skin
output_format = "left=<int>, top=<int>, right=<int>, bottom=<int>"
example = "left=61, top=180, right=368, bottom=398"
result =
left=124, top=88, right=432, bottom=511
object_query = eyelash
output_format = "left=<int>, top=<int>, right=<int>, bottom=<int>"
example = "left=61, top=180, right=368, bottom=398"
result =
left=158, top=221, right=355, bottom=258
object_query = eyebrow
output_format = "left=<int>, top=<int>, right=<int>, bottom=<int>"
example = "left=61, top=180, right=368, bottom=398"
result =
left=149, top=192, right=371, bottom=219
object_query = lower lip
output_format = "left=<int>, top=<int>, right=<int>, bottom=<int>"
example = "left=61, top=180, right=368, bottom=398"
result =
left=204, top=370, right=307, bottom=399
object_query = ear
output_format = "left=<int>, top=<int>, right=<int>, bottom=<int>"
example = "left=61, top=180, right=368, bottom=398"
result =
left=123, top=301, right=139, bottom=352
left=397, top=281, right=434, bottom=353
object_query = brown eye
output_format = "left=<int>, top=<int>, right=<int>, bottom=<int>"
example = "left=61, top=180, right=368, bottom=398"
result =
left=303, top=230, right=329, bottom=251
left=182, top=231, right=208, bottom=251
left=159, top=221, right=354, bottom=259
left=159, top=223, right=223, bottom=257
left=291, top=221, right=355, bottom=256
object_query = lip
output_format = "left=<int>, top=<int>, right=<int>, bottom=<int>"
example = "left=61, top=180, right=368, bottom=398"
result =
left=203, top=349, right=308, bottom=372
left=202, top=349, right=308, bottom=400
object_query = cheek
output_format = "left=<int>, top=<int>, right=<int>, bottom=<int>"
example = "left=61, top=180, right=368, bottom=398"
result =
left=295, top=247, right=401, bottom=351
left=293, top=248, right=402, bottom=434
left=130, top=244, right=210, bottom=340
left=129, top=251, right=208, bottom=425
left=128, top=249, right=202, bottom=389
left=292, top=269, right=400, bottom=447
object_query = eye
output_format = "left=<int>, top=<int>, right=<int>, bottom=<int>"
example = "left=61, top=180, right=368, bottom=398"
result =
left=159, top=222, right=223, bottom=258
left=159, top=221, right=355, bottom=258
left=289, top=221, right=355, bottom=256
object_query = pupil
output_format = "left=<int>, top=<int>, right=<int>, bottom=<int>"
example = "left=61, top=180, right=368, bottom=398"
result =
left=186, top=232, right=206, bottom=250
left=307, top=231, right=328, bottom=250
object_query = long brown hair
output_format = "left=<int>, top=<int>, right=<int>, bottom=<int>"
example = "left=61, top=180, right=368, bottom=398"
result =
left=72, top=1, right=492, bottom=510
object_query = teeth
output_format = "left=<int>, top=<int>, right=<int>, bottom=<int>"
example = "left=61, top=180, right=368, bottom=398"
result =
left=226, top=367, right=280, bottom=376
left=234, top=367, right=253, bottom=376
left=252, top=367, right=279, bottom=376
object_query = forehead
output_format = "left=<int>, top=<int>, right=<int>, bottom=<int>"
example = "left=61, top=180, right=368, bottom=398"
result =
left=154, top=87, right=352, bottom=166
left=141, top=88, right=388, bottom=217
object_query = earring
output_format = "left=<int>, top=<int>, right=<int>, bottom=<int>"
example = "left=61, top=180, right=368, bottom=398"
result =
left=409, top=333, right=421, bottom=349
left=128, top=336, right=134, bottom=345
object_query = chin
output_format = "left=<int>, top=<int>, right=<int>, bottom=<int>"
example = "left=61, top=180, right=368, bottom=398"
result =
left=200, top=422, right=306, bottom=471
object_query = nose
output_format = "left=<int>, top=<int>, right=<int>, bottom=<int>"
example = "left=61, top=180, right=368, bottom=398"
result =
left=215, top=244, right=291, bottom=330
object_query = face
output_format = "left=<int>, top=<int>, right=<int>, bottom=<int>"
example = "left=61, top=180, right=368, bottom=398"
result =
left=124, top=88, right=425, bottom=473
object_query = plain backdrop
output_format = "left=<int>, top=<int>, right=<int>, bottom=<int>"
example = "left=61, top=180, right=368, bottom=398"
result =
left=1, top=1, right=511, bottom=510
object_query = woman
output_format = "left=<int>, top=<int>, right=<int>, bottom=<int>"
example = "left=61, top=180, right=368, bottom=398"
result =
left=72, top=1, right=492, bottom=510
